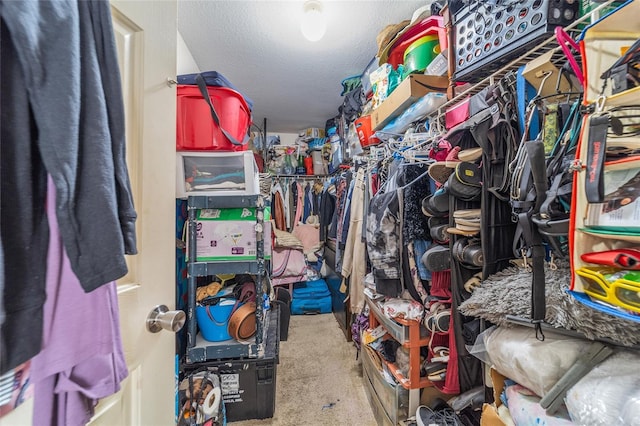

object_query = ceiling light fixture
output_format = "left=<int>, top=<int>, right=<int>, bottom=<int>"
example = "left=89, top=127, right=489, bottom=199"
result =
left=300, top=0, right=326, bottom=42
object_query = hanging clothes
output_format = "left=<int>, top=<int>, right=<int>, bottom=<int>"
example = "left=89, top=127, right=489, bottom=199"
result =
left=398, top=164, right=432, bottom=303
left=336, top=172, right=354, bottom=272
left=319, top=184, right=336, bottom=243
left=271, top=182, right=287, bottom=231
left=288, top=181, right=297, bottom=232
left=341, top=168, right=367, bottom=314
left=0, top=14, right=48, bottom=373
left=1, top=0, right=137, bottom=374
left=366, top=186, right=402, bottom=297
left=31, top=177, right=128, bottom=426
left=303, top=183, right=312, bottom=223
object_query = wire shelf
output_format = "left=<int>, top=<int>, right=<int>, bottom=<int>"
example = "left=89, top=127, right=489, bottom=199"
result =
left=425, top=0, right=622, bottom=130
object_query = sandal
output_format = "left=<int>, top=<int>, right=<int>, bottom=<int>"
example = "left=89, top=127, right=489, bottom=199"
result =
left=424, top=306, right=450, bottom=334
left=430, top=346, right=450, bottom=363
left=428, top=370, right=447, bottom=382
left=422, top=360, right=447, bottom=379
left=463, top=272, right=483, bottom=293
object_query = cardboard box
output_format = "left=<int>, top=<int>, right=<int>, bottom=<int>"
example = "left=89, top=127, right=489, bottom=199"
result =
left=480, top=368, right=508, bottom=426
left=299, top=127, right=325, bottom=138
left=187, top=207, right=272, bottom=261
left=370, top=74, right=448, bottom=131
left=425, top=51, right=449, bottom=77
left=522, top=50, right=572, bottom=98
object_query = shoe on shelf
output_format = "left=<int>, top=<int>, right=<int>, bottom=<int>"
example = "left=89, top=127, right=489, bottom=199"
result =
left=455, top=217, right=481, bottom=229
left=458, top=146, right=483, bottom=163
left=453, top=209, right=482, bottom=219
left=444, top=146, right=462, bottom=167
left=430, top=223, right=450, bottom=244
left=464, top=272, right=483, bottom=293
left=422, top=244, right=451, bottom=272
left=421, top=187, right=450, bottom=217
left=447, top=226, right=480, bottom=237
left=416, top=405, right=461, bottom=426
left=428, top=162, right=455, bottom=185
left=452, top=237, right=484, bottom=268
left=425, top=309, right=450, bottom=333
left=430, top=346, right=450, bottom=363
left=421, top=360, right=447, bottom=377
left=427, top=370, right=447, bottom=382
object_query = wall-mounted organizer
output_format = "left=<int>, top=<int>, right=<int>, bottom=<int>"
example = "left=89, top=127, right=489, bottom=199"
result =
left=569, top=0, right=640, bottom=322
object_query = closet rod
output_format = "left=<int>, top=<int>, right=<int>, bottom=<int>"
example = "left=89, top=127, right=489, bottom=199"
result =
left=269, top=174, right=332, bottom=180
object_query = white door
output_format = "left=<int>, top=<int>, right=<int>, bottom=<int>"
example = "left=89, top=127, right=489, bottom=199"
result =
left=91, top=1, right=178, bottom=424
left=0, top=1, right=178, bottom=425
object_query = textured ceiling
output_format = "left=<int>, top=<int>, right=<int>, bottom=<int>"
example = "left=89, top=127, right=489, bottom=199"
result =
left=178, top=0, right=431, bottom=133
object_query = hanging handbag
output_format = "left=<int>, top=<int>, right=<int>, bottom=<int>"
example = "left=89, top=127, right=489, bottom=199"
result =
left=271, top=247, right=307, bottom=280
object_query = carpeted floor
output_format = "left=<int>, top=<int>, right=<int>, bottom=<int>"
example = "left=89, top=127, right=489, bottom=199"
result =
left=230, top=313, right=377, bottom=426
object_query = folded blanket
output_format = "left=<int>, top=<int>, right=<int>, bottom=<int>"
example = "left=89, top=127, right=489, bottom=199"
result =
left=458, top=260, right=640, bottom=346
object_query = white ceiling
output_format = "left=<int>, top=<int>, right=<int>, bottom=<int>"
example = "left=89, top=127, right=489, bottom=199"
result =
left=177, top=0, right=431, bottom=134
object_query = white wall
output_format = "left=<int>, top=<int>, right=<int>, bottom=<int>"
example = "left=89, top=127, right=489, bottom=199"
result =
left=177, top=31, right=199, bottom=74
left=272, top=133, right=298, bottom=146
left=177, top=32, right=303, bottom=149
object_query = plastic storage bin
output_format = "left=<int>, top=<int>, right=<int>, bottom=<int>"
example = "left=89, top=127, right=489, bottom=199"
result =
left=176, top=84, right=251, bottom=151
left=195, top=299, right=236, bottom=342
left=176, top=151, right=259, bottom=198
left=354, top=115, right=381, bottom=147
left=403, top=35, right=440, bottom=78
left=183, top=308, right=279, bottom=422
left=291, top=279, right=332, bottom=315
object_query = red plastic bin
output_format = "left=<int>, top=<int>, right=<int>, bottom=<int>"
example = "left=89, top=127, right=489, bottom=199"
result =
left=176, top=84, right=251, bottom=151
left=354, top=115, right=381, bottom=147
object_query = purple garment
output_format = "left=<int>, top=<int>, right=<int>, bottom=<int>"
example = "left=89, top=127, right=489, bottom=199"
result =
left=31, top=178, right=128, bottom=426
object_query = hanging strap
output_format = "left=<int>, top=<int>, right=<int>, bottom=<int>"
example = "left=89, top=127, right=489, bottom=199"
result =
left=206, top=302, right=234, bottom=326
left=555, top=27, right=584, bottom=87
left=525, top=140, right=549, bottom=337
left=585, top=114, right=610, bottom=203
left=195, top=74, right=248, bottom=146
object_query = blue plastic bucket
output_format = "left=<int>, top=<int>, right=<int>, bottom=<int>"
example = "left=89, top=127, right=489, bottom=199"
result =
left=196, top=298, right=236, bottom=341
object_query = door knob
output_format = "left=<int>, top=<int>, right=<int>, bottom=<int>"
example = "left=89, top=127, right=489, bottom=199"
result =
left=146, top=305, right=186, bottom=333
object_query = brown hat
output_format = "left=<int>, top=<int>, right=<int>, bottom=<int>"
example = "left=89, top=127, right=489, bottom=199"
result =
left=376, top=20, right=410, bottom=59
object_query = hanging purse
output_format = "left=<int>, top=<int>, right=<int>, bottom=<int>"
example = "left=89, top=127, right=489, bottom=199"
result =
left=271, top=247, right=307, bottom=281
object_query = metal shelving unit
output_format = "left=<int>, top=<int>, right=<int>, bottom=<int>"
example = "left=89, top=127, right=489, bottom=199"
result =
left=184, top=194, right=267, bottom=364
